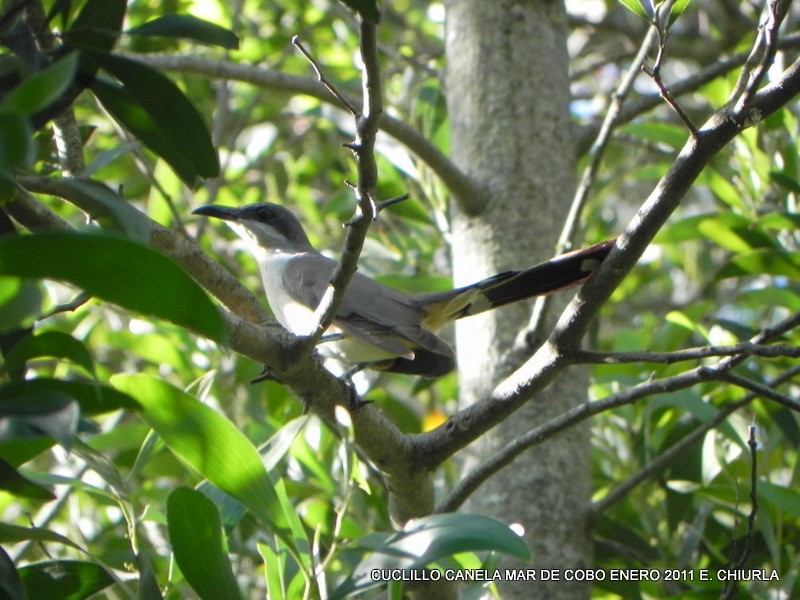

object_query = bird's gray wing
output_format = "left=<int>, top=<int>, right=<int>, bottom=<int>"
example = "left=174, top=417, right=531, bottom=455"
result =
left=280, top=253, right=451, bottom=358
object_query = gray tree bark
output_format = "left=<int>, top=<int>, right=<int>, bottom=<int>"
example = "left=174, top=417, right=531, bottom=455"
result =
left=445, top=1, right=592, bottom=598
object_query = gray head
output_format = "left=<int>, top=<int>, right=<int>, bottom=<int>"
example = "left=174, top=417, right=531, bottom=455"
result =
left=193, top=203, right=315, bottom=254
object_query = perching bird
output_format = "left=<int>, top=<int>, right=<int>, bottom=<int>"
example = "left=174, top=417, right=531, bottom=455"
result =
left=194, top=203, right=615, bottom=377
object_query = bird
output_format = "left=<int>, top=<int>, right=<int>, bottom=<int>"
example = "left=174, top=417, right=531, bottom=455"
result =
left=193, top=203, right=615, bottom=377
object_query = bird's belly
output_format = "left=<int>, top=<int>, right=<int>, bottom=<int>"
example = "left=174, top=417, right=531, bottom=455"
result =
left=318, top=335, right=399, bottom=363
left=259, top=256, right=402, bottom=364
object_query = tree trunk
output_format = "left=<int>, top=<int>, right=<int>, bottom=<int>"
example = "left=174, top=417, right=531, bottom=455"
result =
left=445, top=1, right=592, bottom=598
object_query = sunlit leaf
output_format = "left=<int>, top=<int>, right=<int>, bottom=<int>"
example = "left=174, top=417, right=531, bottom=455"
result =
left=0, top=231, right=226, bottom=342
left=167, top=487, right=243, bottom=600
left=617, top=0, right=650, bottom=20
left=1, top=53, right=79, bottom=117
left=111, top=375, right=295, bottom=553
left=331, top=513, right=530, bottom=598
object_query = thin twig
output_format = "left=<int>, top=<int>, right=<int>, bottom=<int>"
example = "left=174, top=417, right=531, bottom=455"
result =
left=39, top=291, right=92, bottom=320
left=721, top=425, right=760, bottom=600
left=720, top=371, right=800, bottom=412
left=730, top=0, right=791, bottom=119
left=292, top=35, right=360, bottom=116
left=642, top=1, right=698, bottom=135
left=572, top=341, right=800, bottom=365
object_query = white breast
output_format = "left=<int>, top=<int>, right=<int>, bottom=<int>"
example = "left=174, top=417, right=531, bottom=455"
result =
left=258, top=254, right=318, bottom=335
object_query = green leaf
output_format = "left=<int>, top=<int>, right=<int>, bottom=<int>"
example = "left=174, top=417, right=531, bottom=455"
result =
left=111, top=375, right=295, bottom=552
left=0, top=109, right=32, bottom=171
left=621, top=122, right=688, bottom=151
left=1, top=331, right=95, bottom=377
left=332, top=514, right=531, bottom=599
left=62, top=0, right=127, bottom=53
left=135, top=552, right=163, bottom=600
left=0, top=231, right=226, bottom=342
left=127, top=15, right=239, bottom=50
left=0, top=522, right=83, bottom=553
left=338, top=0, right=381, bottom=22
left=759, top=481, right=800, bottom=519
left=758, top=211, right=800, bottom=230
left=0, top=379, right=139, bottom=419
left=770, top=171, right=800, bottom=195
left=1, top=53, right=79, bottom=117
left=667, top=0, right=693, bottom=27
left=167, top=488, right=243, bottom=600
left=258, top=542, right=285, bottom=600
left=665, top=310, right=711, bottom=341
left=0, top=546, right=27, bottom=600
left=702, top=168, right=747, bottom=211
left=19, top=560, right=114, bottom=600
left=0, top=457, right=55, bottom=500
left=716, top=249, right=800, bottom=280
left=34, top=178, right=151, bottom=241
left=617, top=0, right=650, bottom=20
left=0, top=390, right=79, bottom=449
left=87, top=52, right=218, bottom=186
left=0, top=278, right=42, bottom=331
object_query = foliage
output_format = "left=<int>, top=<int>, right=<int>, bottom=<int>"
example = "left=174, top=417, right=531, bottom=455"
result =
left=0, top=0, right=798, bottom=599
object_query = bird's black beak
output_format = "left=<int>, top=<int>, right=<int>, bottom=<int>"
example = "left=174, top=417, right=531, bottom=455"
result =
left=192, top=205, right=239, bottom=221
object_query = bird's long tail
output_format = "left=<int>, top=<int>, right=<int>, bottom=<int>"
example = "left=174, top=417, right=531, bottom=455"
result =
left=419, top=239, right=616, bottom=327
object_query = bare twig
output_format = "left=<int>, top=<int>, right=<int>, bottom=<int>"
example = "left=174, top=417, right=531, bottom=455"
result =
left=292, top=35, right=360, bottom=116
left=720, top=371, right=800, bottom=412
left=721, top=425, right=760, bottom=600
left=39, top=292, right=92, bottom=320
left=296, top=19, right=385, bottom=363
left=572, top=341, right=800, bottom=365
left=575, top=33, right=800, bottom=156
left=729, top=0, right=792, bottom=119
left=642, top=1, right=698, bottom=135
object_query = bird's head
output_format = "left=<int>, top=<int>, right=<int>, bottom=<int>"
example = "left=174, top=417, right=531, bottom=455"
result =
left=192, top=203, right=314, bottom=254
